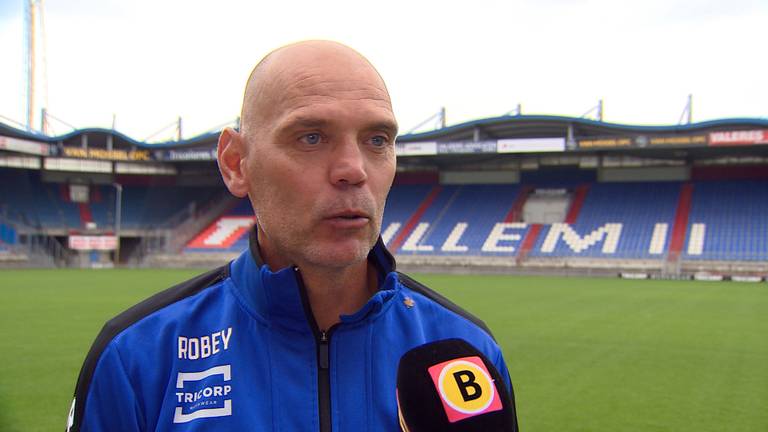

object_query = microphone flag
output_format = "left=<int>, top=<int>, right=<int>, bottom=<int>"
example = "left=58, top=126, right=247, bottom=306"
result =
left=396, top=338, right=517, bottom=432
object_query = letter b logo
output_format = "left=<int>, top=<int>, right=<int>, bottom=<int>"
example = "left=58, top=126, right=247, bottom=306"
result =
left=453, top=370, right=481, bottom=402
left=428, top=356, right=503, bottom=423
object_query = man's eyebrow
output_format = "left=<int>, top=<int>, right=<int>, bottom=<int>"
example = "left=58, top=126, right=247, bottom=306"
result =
left=277, top=117, right=399, bottom=136
left=367, top=121, right=399, bottom=136
left=279, top=116, right=330, bottom=131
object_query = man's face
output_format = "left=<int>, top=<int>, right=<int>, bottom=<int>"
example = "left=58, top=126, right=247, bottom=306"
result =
left=242, top=53, right=397, bottom=270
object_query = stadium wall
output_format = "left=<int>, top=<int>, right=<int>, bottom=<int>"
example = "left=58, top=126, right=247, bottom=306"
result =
left=520, top=167, right=596, bottom=184
left=41, top=170, right=114, bottom=185
left=692, top=165, right=768, bottom=180
left=440, top=170, right=519, bottom=184
left=393, top=171, right=439, bottom=184
left=598, top=166, right=690, bottom=182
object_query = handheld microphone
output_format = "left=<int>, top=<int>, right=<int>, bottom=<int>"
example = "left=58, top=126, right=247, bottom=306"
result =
left=396, top=338, right=517, bottom=432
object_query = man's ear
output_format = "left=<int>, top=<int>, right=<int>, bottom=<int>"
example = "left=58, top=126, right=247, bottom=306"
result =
left=217, top=127, right=249, bottom=198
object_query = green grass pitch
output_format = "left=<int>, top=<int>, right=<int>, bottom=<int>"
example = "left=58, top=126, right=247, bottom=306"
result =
left=1, top=269, right=766, bottom=431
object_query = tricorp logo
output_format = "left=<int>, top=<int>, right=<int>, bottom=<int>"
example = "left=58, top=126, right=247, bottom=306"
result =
left=173, top=365, right=233, bottom=423
left=427, top=356, right=502, bottom=423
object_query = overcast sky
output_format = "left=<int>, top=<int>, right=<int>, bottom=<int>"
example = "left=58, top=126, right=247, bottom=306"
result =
left=0, top=0, right=766, bottom=142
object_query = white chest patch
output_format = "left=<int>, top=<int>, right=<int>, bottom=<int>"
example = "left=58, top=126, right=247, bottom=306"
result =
left=174, top=364, right=233, bottom=423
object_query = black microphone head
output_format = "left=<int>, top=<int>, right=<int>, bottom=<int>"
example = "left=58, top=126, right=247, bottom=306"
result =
left=396, top=338, right=516, bottom=432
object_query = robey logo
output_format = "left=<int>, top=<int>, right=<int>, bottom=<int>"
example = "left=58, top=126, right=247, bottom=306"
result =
left=178, top=327, right=232, bottom=360
left=427, top=356, right=502, bottom=423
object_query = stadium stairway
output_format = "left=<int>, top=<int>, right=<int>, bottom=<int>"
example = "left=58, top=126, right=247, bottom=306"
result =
left=516, top=184, right=588, bottom=264
left=386, top=185, right=443, bottom=252
left=142, top=195, right=247, bottom=267
left=186, top=216, right=255, bottom=252
left=392, top=184, right=524, bottom=256
left=504, top=185, right=532, bottom=223
left=564, top=183, right=590, bottom=224
left=78, top=203, right=94, bottom=228
left=169, top=195, right=246, bottom=253
left=528, top=182, right=680, bottom=261
left=45, top=184, right=80, bottom=228
left=516, top=224, right=542, bottom=263
left=667, top=182, right=693, bottom=263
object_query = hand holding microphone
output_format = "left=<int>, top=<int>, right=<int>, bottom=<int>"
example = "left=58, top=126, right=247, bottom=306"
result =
left=396, top=339, right=518, bottom=431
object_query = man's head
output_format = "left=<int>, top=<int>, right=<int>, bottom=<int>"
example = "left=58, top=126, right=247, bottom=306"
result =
left=218, top=41, right=398, bottom=270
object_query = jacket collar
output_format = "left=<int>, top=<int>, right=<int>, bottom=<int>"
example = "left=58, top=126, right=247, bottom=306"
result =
left=229, top=228, right=398, bottom=332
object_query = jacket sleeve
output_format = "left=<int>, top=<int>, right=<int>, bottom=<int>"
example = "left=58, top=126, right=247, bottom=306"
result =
left=492, top=348, right=520, bottom=432
left=68, top=342, right=143, bottom=432
left=493, top=348, right=513, bottom=393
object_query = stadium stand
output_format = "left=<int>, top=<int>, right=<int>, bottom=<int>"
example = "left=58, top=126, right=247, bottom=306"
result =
left=388, top=185, right=453, bottom=253
left=684, top=180, right=768, bottom=261
left=381, top=184, right=437, bottom=249
left=88, top=186, right=114, bottom=228
left=0, top=222, right=17, bottom=245
left=528, top=182, right=681, bottom=259
left=0, top=169, right=223, bottom=231
left=0, top=217, right=28, bottom=264
left=119, top=185, right=222, bottom=230
left=0, top=170, right=77, bottom=228
left=2, top=115, right=767, bottom=275
left=185, top=184, right=530, bottom=257
left=387, top=184, right=524, bottom=255
left=180, top=180, right=767, bottom=270
left=185, top=199, right=254, bottom=253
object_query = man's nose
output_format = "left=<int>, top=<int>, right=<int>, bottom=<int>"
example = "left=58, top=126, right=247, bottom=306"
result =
left=329, top=139, right=367, bottom=186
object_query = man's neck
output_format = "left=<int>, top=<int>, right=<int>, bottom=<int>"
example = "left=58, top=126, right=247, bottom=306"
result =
left=299, top=260, right=378, bottom=331
left=254, top=230, right=378, bottom=331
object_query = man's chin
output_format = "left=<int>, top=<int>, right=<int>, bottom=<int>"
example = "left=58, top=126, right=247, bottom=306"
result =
left=304, top=240, right=372, bottom=269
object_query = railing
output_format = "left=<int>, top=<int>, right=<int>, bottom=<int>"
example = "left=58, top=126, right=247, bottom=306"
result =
left=124, top=193, right=237, bottom=266
left=19, top=232, right=73, bottom=267
left=164, top=193, right=238, bottom=254
left=129, top=232, right=169, bottom=267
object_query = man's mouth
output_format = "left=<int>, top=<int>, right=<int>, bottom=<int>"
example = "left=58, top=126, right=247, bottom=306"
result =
left=328, top=210, right=369, bottom=219
left=324, top=210, right=371, bottom=226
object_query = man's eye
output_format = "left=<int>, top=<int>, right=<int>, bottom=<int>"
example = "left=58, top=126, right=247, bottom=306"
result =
left=369, top=135, right=389, bottom=147
left=301, top=133, right=322, bottom=145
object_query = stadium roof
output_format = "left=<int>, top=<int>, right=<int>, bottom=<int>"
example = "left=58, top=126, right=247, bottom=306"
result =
left=398, top=115, right=768, bottom=142
left=2, top=115, right=768, bottom=150
left=0, top=122, right=218, bottom=149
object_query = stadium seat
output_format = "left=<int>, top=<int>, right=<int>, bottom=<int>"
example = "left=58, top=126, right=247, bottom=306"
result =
left=683, top=180, right=768, bottom=261
left=529, top=182, right=680, bottom=259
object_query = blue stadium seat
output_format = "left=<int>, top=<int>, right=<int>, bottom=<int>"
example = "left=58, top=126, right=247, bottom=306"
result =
left=684, top=180, right=768, bottom=261
left=119, top=186, right=223, bottom=230
left=529, top=182, right=680, bottom=259
left=169, top=179, right=768, bottom=262
left=381, top=184, right=435, bottom=234
left=390, top=184, right=524, bottom=255
left=0, top=169, right=225, bottom=231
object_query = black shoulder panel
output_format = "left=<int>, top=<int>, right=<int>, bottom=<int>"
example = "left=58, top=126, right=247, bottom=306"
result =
left=396, top=272, right=496, bottom=342
left=68, top=265, right=229, bottom=432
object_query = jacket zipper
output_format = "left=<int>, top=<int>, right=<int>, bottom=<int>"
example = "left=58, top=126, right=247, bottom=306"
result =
left=317, top=330, right=332, bottom=432
left=294, top=267, right=334, bottom=432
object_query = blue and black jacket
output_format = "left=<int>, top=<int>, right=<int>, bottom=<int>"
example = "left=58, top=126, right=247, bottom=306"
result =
left=68, top=231, right=517, bottom=431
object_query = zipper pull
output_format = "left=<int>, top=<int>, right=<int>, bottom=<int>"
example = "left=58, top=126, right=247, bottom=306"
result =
left=318, top=331, right=330, bottom=370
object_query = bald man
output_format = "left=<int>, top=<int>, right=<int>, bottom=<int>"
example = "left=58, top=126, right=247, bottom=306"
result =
left=68, top=41, right=517, bottom=432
